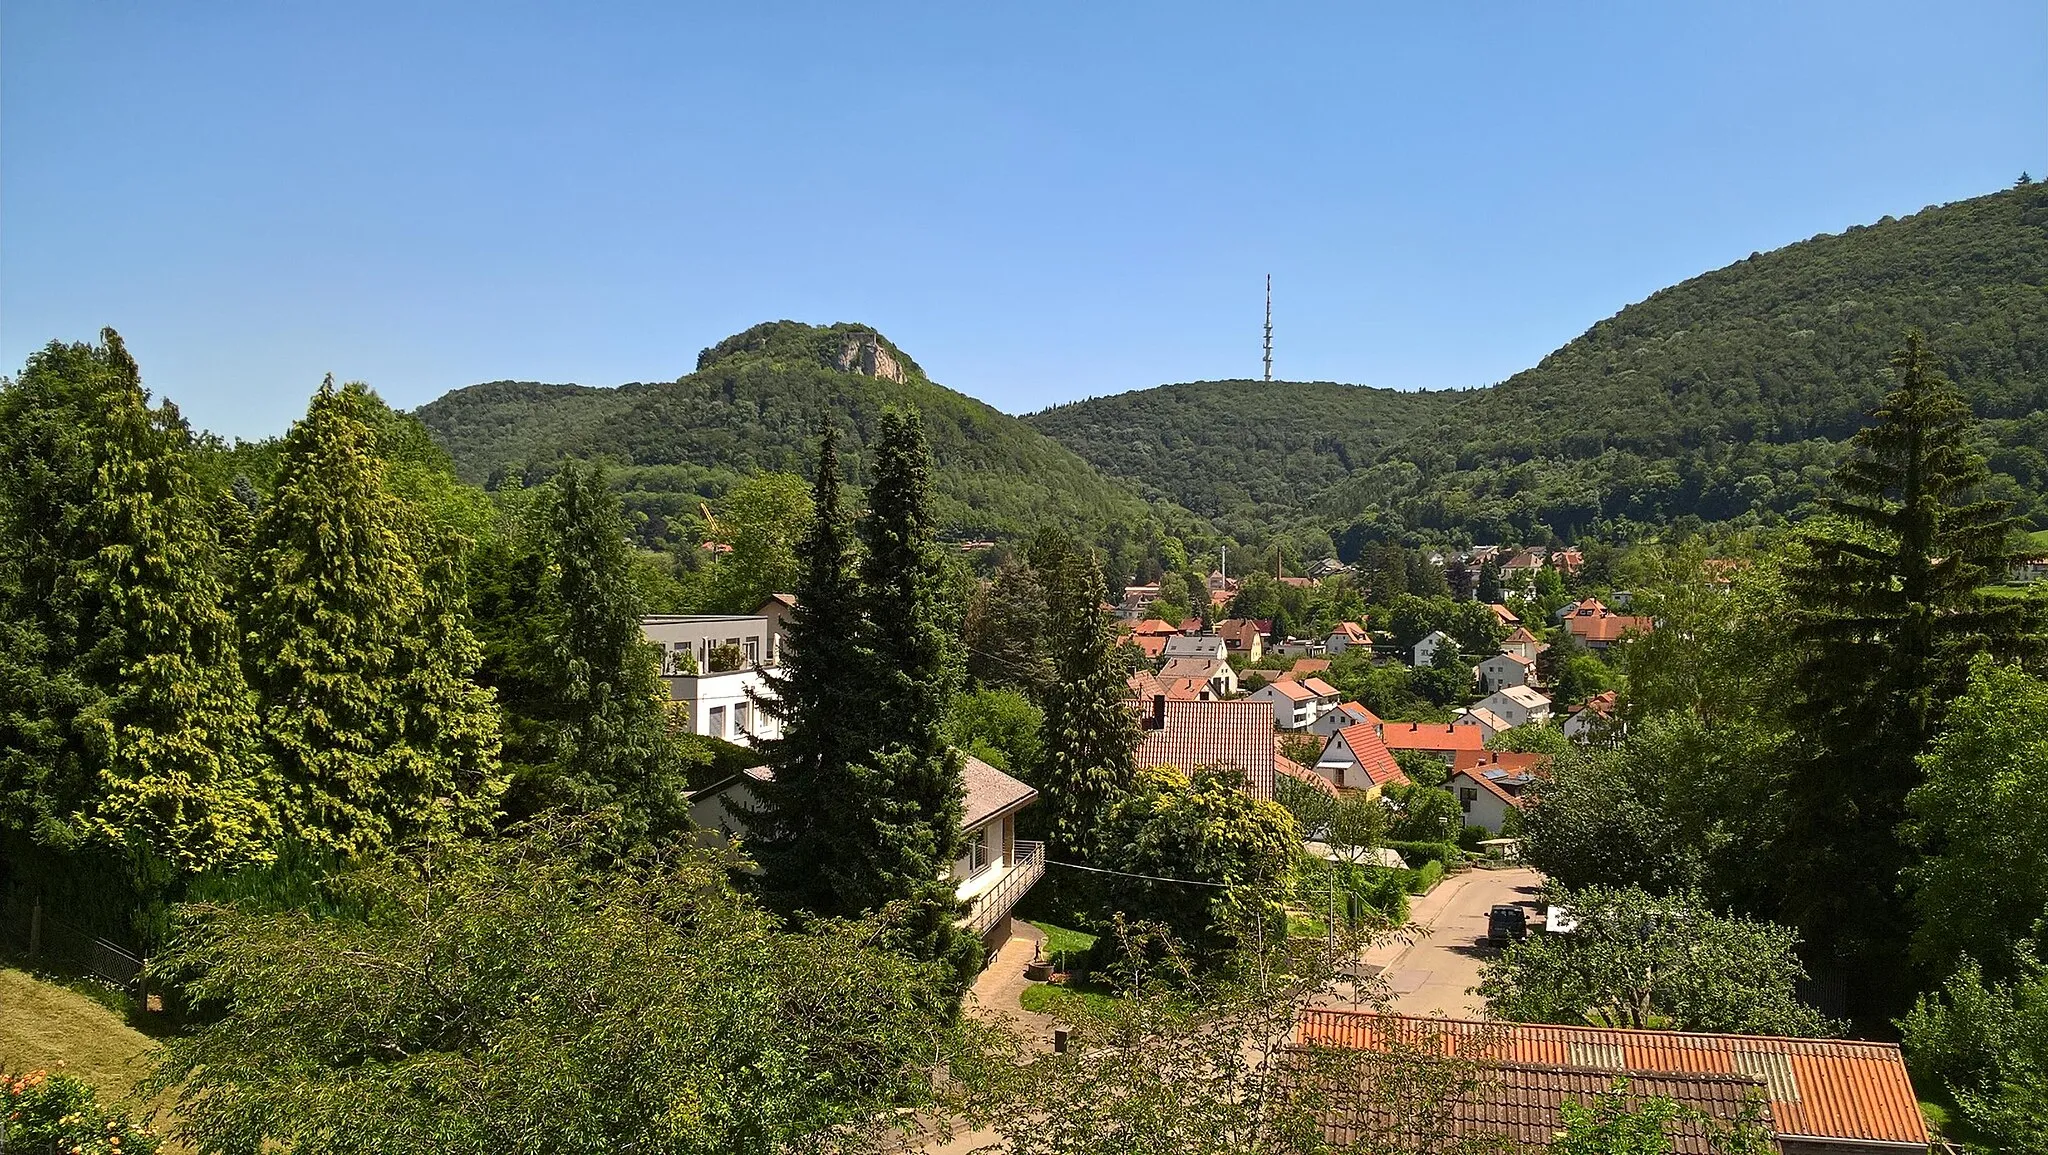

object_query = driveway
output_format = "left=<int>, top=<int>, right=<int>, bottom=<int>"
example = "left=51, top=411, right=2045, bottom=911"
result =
left=1323, top=865, right=1545, bottom=1019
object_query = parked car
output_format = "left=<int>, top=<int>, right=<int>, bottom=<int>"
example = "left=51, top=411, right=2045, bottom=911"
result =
left=1487, top=904, right=1528, bottom=947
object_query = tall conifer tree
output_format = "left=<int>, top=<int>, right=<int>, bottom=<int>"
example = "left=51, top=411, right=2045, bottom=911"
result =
left=532, top=460, right=692, bottom=836
left=1036, top=541, right=1139, bottom=859
left=855, top=410, right=970, bottom=970
left=0, top=330, right=271, bottom=881
left=750, top=422, right=869, bottom=915
left=242, top=378, right=502, bottom=855
left=1780, top=331, right=2040, bottom=1016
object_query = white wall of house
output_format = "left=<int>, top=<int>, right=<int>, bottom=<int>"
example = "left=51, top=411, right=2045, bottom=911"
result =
left=1477, top=654, right=1532, bottom=693
left=1471, top=688, right=1551, bottom=729
left=952, top=813, right=1017, bottom=902
left=1450, top=771, right=1516, bottom=834
left=666, top=669, right=779, bottom=746
left=642, top=613, right=778, bottom=675
left=1246, top=685, right=1317, bottom=729
left=1413, top=630, right=1453, bottom=668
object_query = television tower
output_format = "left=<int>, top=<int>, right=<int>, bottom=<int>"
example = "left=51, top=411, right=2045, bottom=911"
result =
left=1262, top=274, right=1273, bottom=382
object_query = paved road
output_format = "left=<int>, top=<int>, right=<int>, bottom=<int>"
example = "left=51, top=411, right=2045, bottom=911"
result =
left=1354, top=865, right=1545, bottom=1018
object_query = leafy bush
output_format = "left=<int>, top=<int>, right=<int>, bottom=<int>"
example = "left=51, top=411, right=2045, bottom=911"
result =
left=1385, top=839, right=1463, bottom=868
left=1406, top=860, right=1446, bottom=894
left=3, top=1069, right=162, bottom=1155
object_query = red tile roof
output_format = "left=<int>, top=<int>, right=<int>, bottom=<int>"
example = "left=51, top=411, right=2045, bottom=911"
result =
left=1296, top=1011, right=1927, bottom=1148
left=1290, top=658, right=1331, bottom=678
left=1135, top=699, right=1277, bottom=798
left=1133, top=634, right=1169, bottom=660
left=1159, top=656, right=1228, bottom=682
left=1302, top=677, right=1341, bottom=698
left=1275, top=744, right=1339, bottom=799
left=1565, top=611, right=1655, bottom=646
left=1327, top=723, right=1406, bottom=789
left=1130, top=617, right=1181, bottom=637
left=1334, top=701, right=1382, bottom=727
left=1260, top=679, right=1316, bottom=702
left=1278, top=1049, right=1775, bottom=1155
left=1487, top=603, right=1521, bottom=626
left=1218, top=619, right=1265, bottom=650
left=1379, top=721, right=1488, bottom=754
left=1451, top=749, right=1548, bottom=775
left=1503, top=626, right=1539, bottom=645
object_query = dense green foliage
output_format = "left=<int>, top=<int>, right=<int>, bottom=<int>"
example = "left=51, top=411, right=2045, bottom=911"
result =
left=1031, top=184, right=2048, bottom=545
left=0, top=331, right=272, bottom=886
left=1899, top=955, right=2048, bottom=1153
left=148, top=823, right=965, bottom=1155
left=1546, top=1081, right=1774, bottom=1155
left=1477, top=884, right=1834, bottom=1036
left=3, top=1068, right=163, bottom=1155
left=1034, top=539, right=1141, bottom=858
left=241, top=378, right=504, bottom=855
left=416, top=320, right=1190, bottom=547
left=1777, top=332, right=2038, bottom=1013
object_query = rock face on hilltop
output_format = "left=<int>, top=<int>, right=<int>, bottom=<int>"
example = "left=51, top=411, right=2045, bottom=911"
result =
left=417, top=321, right=1189, bottom=546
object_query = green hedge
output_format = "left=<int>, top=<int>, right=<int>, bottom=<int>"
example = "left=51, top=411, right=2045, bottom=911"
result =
left=1385, top=839, right=1464, bottom=868
left=1405, top=859, right=1446, bottom=895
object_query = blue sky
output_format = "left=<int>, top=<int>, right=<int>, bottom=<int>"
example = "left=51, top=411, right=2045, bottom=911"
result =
left=4, top=2, right=2043, bottom=441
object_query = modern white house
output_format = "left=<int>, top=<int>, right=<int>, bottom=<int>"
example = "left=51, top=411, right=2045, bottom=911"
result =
left=687, top=753, right=1045, bottom=956
left=1245, top=678, right=1320, bottom=730
left=1470, top=685, right=1552, bottom=729
left=640, top=613, right=784, bottom=746
left=1476, top=652, right=1537, bottom=694
left=1412, top=630, right=1455, bottom=668
left=1449, top=766, right=1533, bottom=834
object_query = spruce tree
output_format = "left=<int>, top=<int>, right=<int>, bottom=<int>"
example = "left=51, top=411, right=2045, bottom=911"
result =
left=749, top=422, right=871, bottom=915
left=1780, top=331, right=2040, bottom=1016
left=0, top=330, right=271, bottom=886
left=855, top=410, right=970, bottom=969
left=242, top=378, right=502, bottom=856
left=1036, top=541, right=1139, bottom=859
left=533, top=460, right=693, bottom=837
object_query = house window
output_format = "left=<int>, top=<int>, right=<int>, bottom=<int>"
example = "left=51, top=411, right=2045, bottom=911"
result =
left=708, top=706, right=726, bottom=739
left=733, top=701, right=750, bottom=735
left=967, top=830, right=991, bottom=875
left=1459, top=787, right=1478, bottom=813
left=744, top=637, right=760, bottom=666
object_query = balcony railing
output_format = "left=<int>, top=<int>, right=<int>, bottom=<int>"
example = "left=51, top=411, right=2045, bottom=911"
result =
left=961, top=840, right=1045, bottom=937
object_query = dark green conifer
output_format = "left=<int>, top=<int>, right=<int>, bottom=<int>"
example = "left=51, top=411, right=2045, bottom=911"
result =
left=241, top=378, right=502, bottom=855
left=749, top=422, right=869, bottom=915
left=1780, top=331, right=2041, bottom=1016
left=1036, top=542, right=1139, bottom=859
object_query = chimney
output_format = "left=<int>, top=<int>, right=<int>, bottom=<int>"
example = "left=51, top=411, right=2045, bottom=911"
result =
left=1149, top=695, right=1166, bottom=731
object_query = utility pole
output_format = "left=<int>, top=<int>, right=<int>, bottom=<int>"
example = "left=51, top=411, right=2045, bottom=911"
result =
left=1263, top=274, right=1273, bottom=382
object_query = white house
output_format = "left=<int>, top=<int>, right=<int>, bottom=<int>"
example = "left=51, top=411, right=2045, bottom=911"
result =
left=1476, top=652, right=1537, bottom=694
left=1500, top=626, right=1543, bottom=662
left=688, top=753, right=1045, bottom=956
left=1309, top=701, right=1379, bottom=739
left=1158, top=655, right=1238, bottom=697
left=1562, top=690, right=1621, bottom=743
left=1245, top=679, right=1320, bottom=730
left=641, top=613, right=784, bottom=746
left=1325, top=621, right=1371, bottom=655
left=1450, top=706, right=1514, bottom=742
left=1469, top=685, right=1552, bottom=729
left=1448, top=767, right=1528, bottom=834
left=1312, top=723, right=1409, bottom=796
left=1413, top=630, right=1455, bottom=668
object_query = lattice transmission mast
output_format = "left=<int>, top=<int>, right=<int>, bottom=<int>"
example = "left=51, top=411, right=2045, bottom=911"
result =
left=1262, top=274, right=1273, bottom=382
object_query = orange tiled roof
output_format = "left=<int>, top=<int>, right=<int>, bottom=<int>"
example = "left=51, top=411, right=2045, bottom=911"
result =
left=1275, top=746, right=1339, bottom=799
left=1295, top=1011, right=1927, bottom=1148
left=1334, top=701, right=1383, bottom=726
left=1487, top=602, right=1521, bottom=625
left=1159, top=656, right=1227, bottom=681
left=1130, top=617, right=1181, bottom=637
left=1330, top=723, right=1406, bottom=789
left=1260, top=679, right=1316, bottom=702
left=1135, top=699, right=1277, bottom=798
left=1380, top=721, right=1488, bottom=754
left=1565, top=612, right=1654, bottom=645
left=1302, top=677, right=1341, bottom=698
left=1290, top=658, right=1332, bottom=678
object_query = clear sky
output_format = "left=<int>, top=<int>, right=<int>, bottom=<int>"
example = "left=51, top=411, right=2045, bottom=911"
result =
left=4, top=2, right=2043, bottom=441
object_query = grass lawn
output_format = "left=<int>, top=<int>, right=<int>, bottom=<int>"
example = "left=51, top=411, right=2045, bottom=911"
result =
left=1027, top=920, right=1098, bottom=968
left=0, top=965, right=156, bottom=1099
left=1018, top=980, right=1121, bottom=1018
left=2029, top=528, right=2048, bottom=551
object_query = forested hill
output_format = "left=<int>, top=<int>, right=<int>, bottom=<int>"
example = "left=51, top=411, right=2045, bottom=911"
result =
left=1024, top=379, right=1460, bottom=543
left=1033, top=182, right=2048, bottom=546
left=417, top=321, right=1191, bottom=547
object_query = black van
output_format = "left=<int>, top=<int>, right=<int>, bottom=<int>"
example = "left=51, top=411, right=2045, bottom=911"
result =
left=1487, top=905, right=1528, bottom=947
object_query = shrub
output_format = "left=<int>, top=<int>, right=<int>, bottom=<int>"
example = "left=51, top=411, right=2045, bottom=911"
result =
left=1406, top=859, right=1446, bottom=895
left=3, top=1069, right=162, bottom=1155
left=1385, top=839, right=1463, bottom=868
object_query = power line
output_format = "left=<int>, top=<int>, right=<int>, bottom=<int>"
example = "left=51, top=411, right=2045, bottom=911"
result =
left=1043, top=857, right=1232, bottom=888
